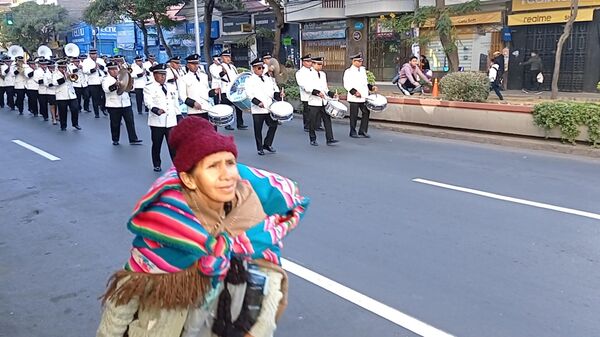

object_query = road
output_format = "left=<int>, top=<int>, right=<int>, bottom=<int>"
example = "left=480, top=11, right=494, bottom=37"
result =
left=0, top=107, right=599, bottom=337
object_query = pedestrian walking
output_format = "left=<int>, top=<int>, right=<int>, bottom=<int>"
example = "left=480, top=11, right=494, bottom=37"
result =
left=245, top=58, right=283, bottom=155
left=343, top=53, right=378, bottom=138
left=1, top=57, right=15, bottom=110
left=82, top=49, right=108, bottom=118
left=488, top=60, right=504, bottom=101
left=95, top=116, right=309, bottom=337
left=295, top=54, right=314, bottom=132
left=143, top=63, right=178, bottom=172
left=519, top=51, right=543, bottom=94
left=69, top=57, right=87, bottom=112
left=179, top=53, right=220, bottom=123
left=44, top=60, right=59, bottom=125
left=78, top=54, right=91, bottom=113
left=306, top=56, right=339, bottom=146
left=25, top=59, right=40, bottom=117
left=130, top=56, right=147, bottom=114
left=34, top=58, right=50, bottom=121
left=12, top=56, right=27, bottom=115
left=501, top=48, right=510, bottom=90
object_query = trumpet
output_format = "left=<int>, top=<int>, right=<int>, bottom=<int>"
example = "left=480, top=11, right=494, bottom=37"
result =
left=69, top=73, right=79, bottom=82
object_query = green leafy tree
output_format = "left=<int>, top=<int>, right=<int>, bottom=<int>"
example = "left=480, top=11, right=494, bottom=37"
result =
left=264, top=0, right=284, bottom=60
left=382, top=0, right=480, bottom=72
left=0, top=2, right=71, bottom=54
left=202, top=0, right=244, bottom=63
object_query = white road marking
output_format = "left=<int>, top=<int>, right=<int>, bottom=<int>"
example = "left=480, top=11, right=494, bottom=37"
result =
left=413, top=178, right=600, bottom=221
left=11, top=140, right=61, bottom=161
left=281, top=258, right=455, bottom=337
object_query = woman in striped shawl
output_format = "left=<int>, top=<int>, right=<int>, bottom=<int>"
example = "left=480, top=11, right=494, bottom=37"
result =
left=97, top=117, right=309, bottom=337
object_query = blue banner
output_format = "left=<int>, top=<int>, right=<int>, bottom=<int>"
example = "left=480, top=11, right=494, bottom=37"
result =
left=68, top=23, right=92, bottom=44
left=97, top=25, right=118, bottom=40
left=186, top=21, right=220, bottom=39
left=116, top=22, right=136, bottom=50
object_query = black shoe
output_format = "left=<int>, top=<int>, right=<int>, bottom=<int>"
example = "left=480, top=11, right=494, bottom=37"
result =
left=225, top=125, right=234, bottom=130
left=43, top=118, right=48, bottom=121
left=102, top=110, right=108, bottom=116
left=138, top=112, right=143, bottom=115
left=359, top=133, right=370, bottom=138
left=112, top=141, right=119, bottom=146
left=350, top=133, right=360, bottom=138
left=310, top=140, right=318, bottom=146
left=130, top=140, right=143, bottom=145
left=153, top=166, right=162, bottom=172
left=304, top=128, right=309, bottom=132
left=85, top=110, right=91, bottom=113
left=327, top=139, right=339, bottom=145
left=95, top=115, right=100, bottom=118
left=61, top=128, right=66, bottom=131
left=19, top=112, right=23, bottom=115
left=257, top=150, right=265, bottom=156
left=73, top=125, right=82, bottom=130
left=317, top=127, right=325, bottom=131
left=237, top=125, right=248, bottom=130
left=264, top=145, right=276, bottom=153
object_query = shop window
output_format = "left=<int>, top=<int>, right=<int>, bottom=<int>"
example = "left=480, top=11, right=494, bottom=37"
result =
left=302, top=40, right=346, bottom=71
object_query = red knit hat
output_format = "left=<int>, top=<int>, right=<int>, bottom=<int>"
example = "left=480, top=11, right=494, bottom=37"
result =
left=169, top=117, right=238, bottom=172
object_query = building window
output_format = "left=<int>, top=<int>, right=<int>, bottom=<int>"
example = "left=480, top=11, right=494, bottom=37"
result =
left=302, top=40, right=346, bottom=71
left=322, top=0, right=344, bottom=8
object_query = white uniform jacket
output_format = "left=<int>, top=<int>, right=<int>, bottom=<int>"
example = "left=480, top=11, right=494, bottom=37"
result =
left=131, top=63, right=146, bottom=89
left=307, top=70, right=335, bottom=107
left=166, top=66, right=185, bottom=87
left=24, top=65, right=39, bottom=90
left=143, top=61, right=156, bottom=84
left=144, top=82, right=179, bottom=128
left=52, top=70, right=77, bottom=100
left=82, top=58, right=106, bottom=86
left=219, top=63, right=238, bottom=95
left=34, top=68, right=47, bottom=95
left=179, top=70, right=218, bottom=115
left=295, top=66, right=313, bottom=102
left=13, top=64, right=27, bottom=90
left=343, top=65, right=372, bottom=103
left=245, top=73, right=280, bottom=115
left=2, top=64, right=14, bottom=87
left=102, top=75, right=132, bottom=108
left=208, top=63, right=222, bottom=89
left=68, top=63, right=85, bottom=88
left=0, top=64, right=8, bottom=87
left=43, top=70, right=56, bottom=96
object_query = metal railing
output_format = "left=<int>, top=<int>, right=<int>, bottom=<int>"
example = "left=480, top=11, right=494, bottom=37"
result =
left=322, top=0, right=344, bottom=8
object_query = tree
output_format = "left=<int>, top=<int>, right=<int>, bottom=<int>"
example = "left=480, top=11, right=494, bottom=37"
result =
left=201, top=0, right=243, bottom=63
left=551, top=0, right=579, bottom=99
left=382, top=0, right=480, bottom=72
left=264, top=0, right=284, bottom=60
left=0, top=2, right=70, bottom=54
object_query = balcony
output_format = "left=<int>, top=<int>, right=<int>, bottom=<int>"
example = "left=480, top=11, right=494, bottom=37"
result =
left=285, top=0, right=345, bottom=23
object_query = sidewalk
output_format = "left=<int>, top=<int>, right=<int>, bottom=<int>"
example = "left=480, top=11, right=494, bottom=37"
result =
left=371, top=83, right=600, bottom=106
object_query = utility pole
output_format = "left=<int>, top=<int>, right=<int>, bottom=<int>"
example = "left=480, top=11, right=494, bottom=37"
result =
left=193, top=0, right=201, bottom=55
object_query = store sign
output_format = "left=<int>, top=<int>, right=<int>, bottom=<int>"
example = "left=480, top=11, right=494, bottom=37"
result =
left=354, top=22, right=364, bottom=30
left=423, top=11, right=503, bottom=28
left=98, top=26, right=117, bottom=40
left=352, top=31, right=362, bottom=41
left=254, top=14, right=276, bottom=30
left=223, top=16, right=251, bottom=34
left=69, top=24, right=92, bottom=44
left=508, top=7, right=596, bottom=26
left=283, top=36, right=292, bottom=46
left=186, top=21, right=220, bottom=38
left=302, top=20, right=346, bottom=40
left=512, top=0, right=599, bottom=12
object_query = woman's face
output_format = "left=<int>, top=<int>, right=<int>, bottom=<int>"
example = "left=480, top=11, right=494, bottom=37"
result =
left=183, top=151, right=239, bottom=203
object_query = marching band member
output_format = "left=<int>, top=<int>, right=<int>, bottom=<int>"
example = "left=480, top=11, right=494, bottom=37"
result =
left=44, top=60, right=58, bottom=125
left=25, top=59, right=39, bottom=116
left=343, top=53, right=377, bottom=138
left=82, top=49, right=107, bottom=118
left=102, top=61, right=143, bottom=146
left=53, top=59, right=81, bottom=131
left=78, top=54, right=91, bottom=113
left=130, top=55, right=147, bottom=114
left=208, top=53, right=222, bottom=97
left=0, top=57, right=15, bottom=110
left=307, top=57, right=338, bottom=146
left=245, top=58, right=282, bottom=156
left=218, top=50, right=248, bottom=130
left=179, top=53, right=220, bottom=122
left=143, top=54, right=157, bottom=84
left=262, top=52, right=272, bottom=77
left=295, top=54, right=313, bottom=132
left=166, top=56, right=184, bottom=122
left=13, top=56, right=27, bottom=115
left=69, top=57, right=87, bottom=113
left=144, top=64, right=179, bottom=172
left=34, top=58, right=49, bottom=121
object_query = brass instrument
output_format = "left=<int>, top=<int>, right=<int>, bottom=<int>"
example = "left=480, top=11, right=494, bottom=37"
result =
left=127, top=67, right=133, bottom=74
left=68, top=73, right=79, bottom=82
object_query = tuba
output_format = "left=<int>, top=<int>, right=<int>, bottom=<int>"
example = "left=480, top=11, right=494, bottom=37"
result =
left=64, top=43, right=80, bottom=58
left=37, top=45, right=53, bottom=60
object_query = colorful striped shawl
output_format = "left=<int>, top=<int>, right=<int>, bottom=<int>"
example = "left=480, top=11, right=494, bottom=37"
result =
left=124, top=164, right=309, bottom=286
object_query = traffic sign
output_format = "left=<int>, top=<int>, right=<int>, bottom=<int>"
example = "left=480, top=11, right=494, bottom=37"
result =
left=283, top=36, right=292, bottom=46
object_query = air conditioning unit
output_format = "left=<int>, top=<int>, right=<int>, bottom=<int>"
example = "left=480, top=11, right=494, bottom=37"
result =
left=241, top=23, right=253, bottom=33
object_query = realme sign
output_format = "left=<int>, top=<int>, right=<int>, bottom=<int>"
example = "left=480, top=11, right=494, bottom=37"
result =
left=508, top=7, right=597, bottom=25
left=512, top=0, right=600, bottom=12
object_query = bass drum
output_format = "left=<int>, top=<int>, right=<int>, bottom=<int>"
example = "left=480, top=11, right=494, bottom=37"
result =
left=269, top=101, right=294, bottom=122
left=207, top=104, right=234, bottom=127
left=365, top=94, right=388, bottom=112
left=227, top=72, right=252, bottom=112
left=325, top=100, right=347, bottom=119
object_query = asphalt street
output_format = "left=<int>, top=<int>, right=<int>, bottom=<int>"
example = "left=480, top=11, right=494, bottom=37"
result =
left=0, top=105, right=599, bottom=337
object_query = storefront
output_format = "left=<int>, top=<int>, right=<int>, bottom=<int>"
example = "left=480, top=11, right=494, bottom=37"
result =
left=507, top=0, right=600, bottom=92
left=367, top=17, right=412, bottom=81
left=420, top=11, right=505, bottom=73
left=301, top=20, right=347, bottom=81
left=217, top=15, right=253, bottom=68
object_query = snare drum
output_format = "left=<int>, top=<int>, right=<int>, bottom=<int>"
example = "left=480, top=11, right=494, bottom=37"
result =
left=365, top=94, right=388, bottom=112
left=227, top=72, right=252, bottom=112
left=207, top=104, right=234, bottom=127
left=325, top=100, right=347, bottom=119
left=269, top=101, right=294, bottom=122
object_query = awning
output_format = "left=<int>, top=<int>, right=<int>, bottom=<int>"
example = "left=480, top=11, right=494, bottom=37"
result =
left=214, top=33, right=254, bottom=45
left=508, top=7, right=598, bottom=26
